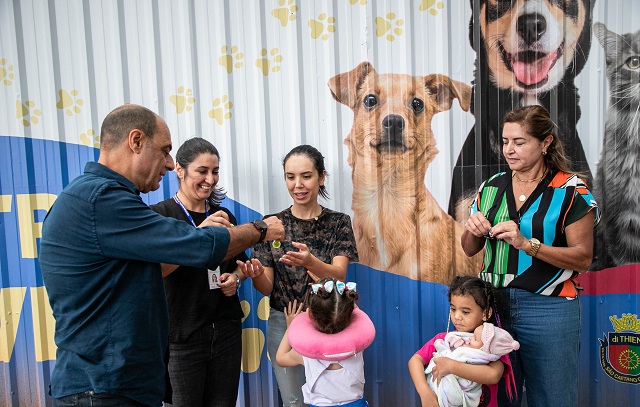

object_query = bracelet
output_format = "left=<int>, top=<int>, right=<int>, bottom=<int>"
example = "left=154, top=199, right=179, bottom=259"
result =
left=234, top=273, right=241, bottom=289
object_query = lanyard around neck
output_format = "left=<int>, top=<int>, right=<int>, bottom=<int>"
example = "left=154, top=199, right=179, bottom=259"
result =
left=173, top=194, right=209, bottom=227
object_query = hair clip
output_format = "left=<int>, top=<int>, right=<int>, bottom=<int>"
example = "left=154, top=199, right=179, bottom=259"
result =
left=311, top=280, right=356, bottom=295
left=324, top=280, right=335, bottom=293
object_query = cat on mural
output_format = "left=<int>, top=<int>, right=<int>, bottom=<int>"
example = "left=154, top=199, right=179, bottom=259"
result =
left=592, top=22, right=640, bottom=269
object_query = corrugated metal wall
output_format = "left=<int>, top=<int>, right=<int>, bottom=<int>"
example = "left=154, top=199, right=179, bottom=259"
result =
left=1, top=0, right=639, bottom=406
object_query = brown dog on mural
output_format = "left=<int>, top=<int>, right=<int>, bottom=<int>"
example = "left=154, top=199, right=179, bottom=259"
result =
left=328, top=62, right=482, bottom=285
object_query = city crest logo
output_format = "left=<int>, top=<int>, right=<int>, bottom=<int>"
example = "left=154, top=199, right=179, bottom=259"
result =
left=600, top=313, right=640, bottom=384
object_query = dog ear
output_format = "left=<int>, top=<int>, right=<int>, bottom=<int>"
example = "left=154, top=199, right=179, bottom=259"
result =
left=424, top=75, right=472, bottom=113
left=328, top=62, right=375, bottom=109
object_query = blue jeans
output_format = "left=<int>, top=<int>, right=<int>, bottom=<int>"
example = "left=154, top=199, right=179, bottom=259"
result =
left=268, top=309, right=308, bottom=407
left=497, top=288, right=581, bottom=407
left=52, top=391, right=148, bottom=406
left=165, top=319, right=242, bottom=407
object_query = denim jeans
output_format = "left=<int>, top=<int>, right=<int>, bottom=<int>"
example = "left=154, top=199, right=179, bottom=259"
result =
left=497, top=287, right=581, bottom=407
left=165, top=319, right=242, bottom=407
left=52, top=391, right=148, bottom=407
left=268, top=309, right=308, bottom=407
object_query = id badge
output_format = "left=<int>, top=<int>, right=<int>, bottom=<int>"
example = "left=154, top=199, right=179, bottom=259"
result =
left=208, top=267, right=221, bottom=290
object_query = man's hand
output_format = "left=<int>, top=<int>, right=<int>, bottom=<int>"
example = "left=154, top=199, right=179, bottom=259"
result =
left=263, top=216, right=284, bottom=241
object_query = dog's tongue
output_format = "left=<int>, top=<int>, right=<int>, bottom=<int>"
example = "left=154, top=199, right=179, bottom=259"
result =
left=512, top=51, right=557, bottom=85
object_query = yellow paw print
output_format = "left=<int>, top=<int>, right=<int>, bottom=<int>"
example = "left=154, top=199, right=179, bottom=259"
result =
left=255, top=48, right=282, bottom=76
left=419, top=0, right=445, bottom=16
left=169, top=86, right=196, bottom=114
left=375, top=13, right=405, bottom=41
left=208, top=95, right=233, bottom=125
left=0, top=58, right=15, bottom=86
left=349, top=0, right=366, bottom=4
left=240, top=297, right=270, bottom=373
left=272, top=0, right=298, bottom=27
left=219, top=45, right=244, bottom=74
left=79, top=129, right=100, bottom=148
left=56, top=89, right=84, bottom=116
left=16, top=100, right=42, bottom=127
left=309, top=13, right=336, bottom=41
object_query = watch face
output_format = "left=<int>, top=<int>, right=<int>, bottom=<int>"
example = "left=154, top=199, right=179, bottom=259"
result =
left=253, top=219, right=268, bottom=230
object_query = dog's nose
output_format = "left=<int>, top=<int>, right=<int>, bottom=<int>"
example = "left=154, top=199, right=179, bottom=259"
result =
left=517, top=13, right=547, bottom=45
left=382, top=115, right=405, bottom=140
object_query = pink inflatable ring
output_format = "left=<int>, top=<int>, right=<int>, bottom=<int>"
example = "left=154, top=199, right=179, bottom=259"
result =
left=288, top=308, right=376, bottom=361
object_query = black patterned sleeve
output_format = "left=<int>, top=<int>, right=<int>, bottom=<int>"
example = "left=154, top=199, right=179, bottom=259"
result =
left=250, top=240, right=276, bottom=268
left=331, top=213, right=359, bottom=262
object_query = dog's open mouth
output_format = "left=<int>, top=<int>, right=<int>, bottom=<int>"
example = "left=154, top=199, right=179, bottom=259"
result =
left=500, top=43, right=563, bottom=89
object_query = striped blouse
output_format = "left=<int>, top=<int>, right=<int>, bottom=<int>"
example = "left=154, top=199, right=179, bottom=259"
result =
left=470, top=170, right=600, bottom=297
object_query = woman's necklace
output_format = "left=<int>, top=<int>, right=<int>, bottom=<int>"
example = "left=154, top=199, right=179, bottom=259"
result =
left=512, top=168, right=547, bottom=203
left=514, top=169, right=547, bottom=183
left=292, top=205, right=323, bottom=220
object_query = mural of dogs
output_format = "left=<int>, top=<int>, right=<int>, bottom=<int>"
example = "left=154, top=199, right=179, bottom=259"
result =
left=449, top=0, right=596, bottom=219
left=328, top=62, right=483, bottom=285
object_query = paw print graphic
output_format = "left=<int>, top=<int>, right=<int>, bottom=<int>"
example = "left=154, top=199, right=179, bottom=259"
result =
left=308, top=13, right=336, bottom=41
left=375, top=13, right=405, bottom=41
left=169, top=86, right=196, bottom=114
left=0, top=58, right=15, bottom=86
left=56, top=89, right=84, bottom=116
left=419, top=0, right=445, bottom=16
left=349, top=0, right=367, bottom=4
left=79, top=129, right=100, bottom=148
left=255, top=48, right=282, bottom=76
left=219, top=46, right=244, bottom=74
left=272, top=0, right=297, bottom=27
left=240, top=297, right=270, bottom=373
left=16, top=100, right=42, bottom=127
left=208, top=95, right=233, bottom=125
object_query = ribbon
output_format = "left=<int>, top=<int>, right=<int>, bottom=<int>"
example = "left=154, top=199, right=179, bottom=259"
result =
left=310, top=279, right=357, bottom=295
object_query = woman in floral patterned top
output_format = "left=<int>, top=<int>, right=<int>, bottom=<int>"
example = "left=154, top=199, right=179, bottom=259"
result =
left=238, top=145, right=358, bottom=407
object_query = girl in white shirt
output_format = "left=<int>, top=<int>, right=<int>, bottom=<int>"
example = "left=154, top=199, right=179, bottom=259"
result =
left=276, top=278, right=375, bottom=407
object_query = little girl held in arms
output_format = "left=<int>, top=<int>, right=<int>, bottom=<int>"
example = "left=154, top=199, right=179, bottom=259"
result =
left=408, top=276, right=516, bottom=407
left=276, top=278, right=375, bottom=407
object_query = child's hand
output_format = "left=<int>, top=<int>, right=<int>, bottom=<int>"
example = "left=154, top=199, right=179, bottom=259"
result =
left=284, top=299, right=303, bottom=328
left=431, top=357, right=455, bottom=385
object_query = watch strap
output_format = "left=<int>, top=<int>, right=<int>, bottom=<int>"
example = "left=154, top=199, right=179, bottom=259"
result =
left=527, top=238, right=540, bottom=257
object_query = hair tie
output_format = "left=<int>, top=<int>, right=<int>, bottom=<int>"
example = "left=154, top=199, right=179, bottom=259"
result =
left=495, top=312, right=502, bottom=329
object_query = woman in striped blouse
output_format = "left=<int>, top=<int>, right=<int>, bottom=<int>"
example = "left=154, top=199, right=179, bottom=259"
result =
left=461, top=105, right=599, bottom=407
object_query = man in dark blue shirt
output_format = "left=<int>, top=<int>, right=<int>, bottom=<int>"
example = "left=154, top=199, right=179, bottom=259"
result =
left=39, top=104, right=283, bottom=407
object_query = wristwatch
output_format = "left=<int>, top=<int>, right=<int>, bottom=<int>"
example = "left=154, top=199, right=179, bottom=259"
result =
left=527, top=238, right=541, bottom=257
left=252, top=219, right=268, bottom=243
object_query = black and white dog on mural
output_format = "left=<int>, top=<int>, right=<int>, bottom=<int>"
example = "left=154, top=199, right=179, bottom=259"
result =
left=449, top=0, right=596, bottom=220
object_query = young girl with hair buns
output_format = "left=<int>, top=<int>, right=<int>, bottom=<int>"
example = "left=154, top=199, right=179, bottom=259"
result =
left=276, top=278, right=375, bottom=407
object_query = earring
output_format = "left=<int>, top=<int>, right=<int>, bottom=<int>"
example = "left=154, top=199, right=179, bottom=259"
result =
left=542, top=150, right=547, bottom=155
left=446, top=315, right=451, bottom=333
